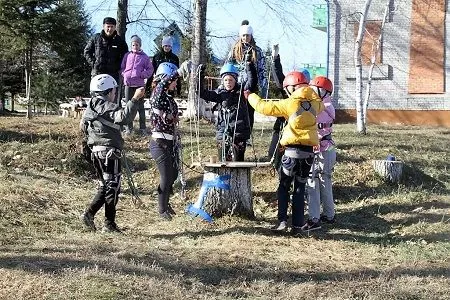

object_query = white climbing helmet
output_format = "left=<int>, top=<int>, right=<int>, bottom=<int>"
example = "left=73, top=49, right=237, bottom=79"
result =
left=89, top=74, right=118, bottom=92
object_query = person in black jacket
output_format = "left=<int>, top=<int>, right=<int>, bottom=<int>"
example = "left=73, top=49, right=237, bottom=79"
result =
left=79, top=74, right=144, bottom=233
left=151, top=36, right=182, bottom=97
left=198, top=57, right=257, bottom=162
left=84, top=17, right=128, bottom=103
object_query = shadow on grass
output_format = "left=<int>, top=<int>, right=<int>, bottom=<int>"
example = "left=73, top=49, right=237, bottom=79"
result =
left=151, top=197, right=449, bottom=246
left=0, top=251, right=448, bottom=289
left=0, top=130, right=73, bottom=143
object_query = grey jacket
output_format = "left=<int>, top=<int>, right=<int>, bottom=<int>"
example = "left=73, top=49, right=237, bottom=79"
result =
left=82, top=95, right=138, bottom=150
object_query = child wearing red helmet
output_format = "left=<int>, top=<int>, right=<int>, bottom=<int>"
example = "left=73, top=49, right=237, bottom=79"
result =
left=247, top=71, right=324, bottom=236
left=304, top=76, right=336, bottom=231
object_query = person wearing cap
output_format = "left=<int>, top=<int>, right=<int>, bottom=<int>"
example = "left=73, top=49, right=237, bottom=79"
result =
left=79, top=74, right=145, bottom=233
left=151, top=35, right=181, bottom=97
left=227, top=20, right=268, bottom=135
left=84, top=17, right=128, bottom=103
left=121, top=35, right=153, bottom=135
left=197, top=56, right=257, bottom=162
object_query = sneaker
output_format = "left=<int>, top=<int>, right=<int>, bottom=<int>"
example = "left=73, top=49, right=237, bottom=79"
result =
left=270, top=221, right=287, bottom=232
left=159, top=211, right=173, bottom=221
left=102, top=222, right=122, bottom=233
left=320, top=215, right=335, bottom=224
left=301, top=219, right=322, bottom=232
left=80, top=212, right=96, bottom=231
left=167, top=204, right=176, bottom=215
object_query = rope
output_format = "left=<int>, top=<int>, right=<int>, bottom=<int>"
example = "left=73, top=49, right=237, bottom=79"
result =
left=260, top=56, right=273, bottom=137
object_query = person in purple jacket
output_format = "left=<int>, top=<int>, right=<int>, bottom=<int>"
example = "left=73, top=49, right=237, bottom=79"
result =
left=121, top=35, right=153, bottom=135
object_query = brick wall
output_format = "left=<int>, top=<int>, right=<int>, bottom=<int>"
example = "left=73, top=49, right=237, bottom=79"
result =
left=328, top=0, right=450, bottom=116
left=408, top=0, right=445, bottom=93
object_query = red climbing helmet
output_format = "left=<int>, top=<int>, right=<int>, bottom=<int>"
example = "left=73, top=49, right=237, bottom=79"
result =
left=310, top=76, right=333, bottom=93
left=282, top=71, right=309, bottom=88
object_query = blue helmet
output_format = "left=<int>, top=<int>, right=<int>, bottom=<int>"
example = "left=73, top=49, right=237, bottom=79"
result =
left=220, top=63, right=239, bottom=78
left=299, top=68, right=311, bottom=83
left=155, top=62, right=178, bottom=80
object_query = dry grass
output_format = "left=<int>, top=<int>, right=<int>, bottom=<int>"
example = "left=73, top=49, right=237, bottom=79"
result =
left=0, top=114, right=449, bottom=300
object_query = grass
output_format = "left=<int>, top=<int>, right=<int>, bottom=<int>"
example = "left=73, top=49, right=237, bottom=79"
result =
left=0, top=114, right=449, bottom=300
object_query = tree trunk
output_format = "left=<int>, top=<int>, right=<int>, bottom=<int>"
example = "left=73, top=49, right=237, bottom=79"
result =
left=25, top=47, right=33, bottom=119
left=117, top=0, right=128, bottom=38
left=373, top=159, right=403, bottom=183
left=355, top=0, right=372, bottom=134
left=202, top=164, right=254, bottom=219
left=187, top=0, right=207, bottom=119
left=363, top=1, right=389, bottom=129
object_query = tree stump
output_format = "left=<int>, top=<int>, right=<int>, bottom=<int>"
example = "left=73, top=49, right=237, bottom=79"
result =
left=202, top=162, right=255, bottom=219
left=373, top=159, right=403, bottom=183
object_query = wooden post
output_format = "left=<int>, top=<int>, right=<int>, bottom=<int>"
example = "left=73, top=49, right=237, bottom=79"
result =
left=202, top=162, right=256, bottom=219
left=373, top=160, right=403, bottom=183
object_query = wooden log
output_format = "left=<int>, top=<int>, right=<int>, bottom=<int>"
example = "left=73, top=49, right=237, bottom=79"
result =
left=202, top=162, right=255, bottom=219
left=373, top=159, right=403, bottom=183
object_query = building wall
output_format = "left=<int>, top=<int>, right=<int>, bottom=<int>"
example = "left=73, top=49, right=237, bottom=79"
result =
left=328, top=0, right=450, bottom=126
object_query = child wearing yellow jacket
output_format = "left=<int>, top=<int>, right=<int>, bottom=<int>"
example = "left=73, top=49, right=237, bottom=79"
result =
left=247, top=71, right=324, bottom=235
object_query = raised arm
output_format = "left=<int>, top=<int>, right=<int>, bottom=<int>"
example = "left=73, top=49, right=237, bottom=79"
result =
left=247, top=93, right=288, bottom=118
left=197, top=67, right=224, bottom=103
left=255, top=46, right=268, bottom=97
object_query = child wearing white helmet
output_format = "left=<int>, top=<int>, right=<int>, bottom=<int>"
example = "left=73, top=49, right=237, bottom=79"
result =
left=80, top=74, right=145, bottom=233
left=149, top=60, right=191, bottom=220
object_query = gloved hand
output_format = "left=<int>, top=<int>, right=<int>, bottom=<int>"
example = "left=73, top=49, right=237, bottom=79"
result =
left=272, top=44, right=279, bottom=58
left=177, top=60, right=192, bottom=78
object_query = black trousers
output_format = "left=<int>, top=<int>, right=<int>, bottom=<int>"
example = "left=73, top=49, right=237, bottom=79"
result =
left=124, top=86, right=146, bottom=131
left=150, top=139, right=178, bottom=214
left=268, top=117, right=285, bottom=157
left=86, top=149, right=122, bottom=225
left=218, top=137, right=247, bottom=162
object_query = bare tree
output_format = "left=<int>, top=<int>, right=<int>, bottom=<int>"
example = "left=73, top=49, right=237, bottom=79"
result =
left=117, top=0, right=128, bottom=38
left=187, top=0, right=207, bottom=118
left=354, top=0, right=372, bottom=134
left=363, top=1, right=389, bottom=129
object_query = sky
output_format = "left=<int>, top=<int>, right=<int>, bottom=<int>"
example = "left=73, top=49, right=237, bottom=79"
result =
left=86, top=0, right=328, bottom=71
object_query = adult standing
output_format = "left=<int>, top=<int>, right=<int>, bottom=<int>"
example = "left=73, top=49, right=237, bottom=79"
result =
left=151, top=36, right=181, bottom=97
left=84, top=17, right=128, bottom=104
left=227, top=20, right=268, bottom=135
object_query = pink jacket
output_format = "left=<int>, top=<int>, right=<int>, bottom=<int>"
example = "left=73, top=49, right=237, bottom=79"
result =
left=316, top=95, right=335, bottom=152
left=121, top=50, right=153, bottom=87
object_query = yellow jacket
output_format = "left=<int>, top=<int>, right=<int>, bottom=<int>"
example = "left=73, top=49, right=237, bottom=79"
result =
left=248, top=87, right=324, bottom=146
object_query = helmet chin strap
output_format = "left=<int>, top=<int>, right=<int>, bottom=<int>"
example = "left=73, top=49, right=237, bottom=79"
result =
left=311, top=86, right=324, bottom=99
left=284, top=87, right=292, bottom=97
